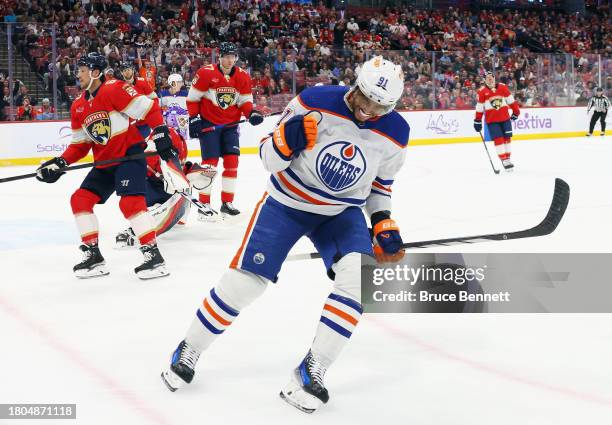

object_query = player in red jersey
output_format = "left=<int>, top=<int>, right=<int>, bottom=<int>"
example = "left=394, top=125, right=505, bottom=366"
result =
left=117, top=60, right=159, bottom=139
left=186, top=42, right=263, bottom=219
left=35, top=52, right=179, bottom=280
left=115, top=127, right=191, bottom=248
left=118, top=61, right=157, bottom=100
left=473, top=72, right=520, bottom=171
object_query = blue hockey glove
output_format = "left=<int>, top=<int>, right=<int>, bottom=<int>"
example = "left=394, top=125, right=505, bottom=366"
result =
left=473, top=119, right=483, bottom=133
left=271, top=114, right=318, bottom=160
left=188, top=115, right=203, bottom=138
left=248, top=110, right=264, bottom=126
left=152, top=125, right=177, bottom=161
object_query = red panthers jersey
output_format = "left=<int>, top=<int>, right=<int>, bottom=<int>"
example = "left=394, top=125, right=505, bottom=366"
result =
left=62, top=78, right=164, bottom=167
left=146, top=127, right=188, bottom=178
left=186, top=64, right=253, bottom=124
left=475, top=83, right=520, bottom=123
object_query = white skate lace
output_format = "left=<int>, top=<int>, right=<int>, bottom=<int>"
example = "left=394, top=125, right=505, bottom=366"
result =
left=180, top=342, right=200, bottom=368
left=307, top=354, right=327, bottom=385
left=81, top=247, right=93, bottom=261
left=142, top=248, right=155, bottom=262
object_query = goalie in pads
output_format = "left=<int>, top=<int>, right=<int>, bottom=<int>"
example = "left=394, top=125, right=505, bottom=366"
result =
left=161, top=56, right=409, bottom=413
left=116, top=127, right=191, bottom=247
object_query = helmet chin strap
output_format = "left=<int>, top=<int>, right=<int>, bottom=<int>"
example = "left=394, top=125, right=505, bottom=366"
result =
left=86, top=69, right=102, bottom=92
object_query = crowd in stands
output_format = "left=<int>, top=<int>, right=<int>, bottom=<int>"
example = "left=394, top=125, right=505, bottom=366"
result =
left=0, top=0, right=610, bottom=121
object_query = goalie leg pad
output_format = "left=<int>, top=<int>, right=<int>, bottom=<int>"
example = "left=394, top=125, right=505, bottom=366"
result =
left=148, top=193, right=190, bottom=237
left=186, top=163, right=218, bottom=191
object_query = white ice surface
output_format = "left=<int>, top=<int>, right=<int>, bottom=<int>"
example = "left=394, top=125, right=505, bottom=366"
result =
left=1, top=136, right=611, bottom=425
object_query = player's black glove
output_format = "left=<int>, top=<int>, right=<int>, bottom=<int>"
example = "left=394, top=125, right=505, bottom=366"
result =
left=473, top=119, right=482, bottom=133
left=248, top=110, right=264, bottom=126
left=36, top=157, right=67, bottom=183
left=511, top=113, right=519, bottom=121
left=152, top=125, right=177, bottom=161
left=188, top=115, right=203, bottom=138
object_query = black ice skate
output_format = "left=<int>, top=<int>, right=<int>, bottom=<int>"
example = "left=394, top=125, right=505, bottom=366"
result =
left=134, top=244, right=169, bottom=280
left=161, top=340, right=200, bottom=392
left=586, top=133, right=592, bottom=137
left=601, top=132, right=606, bottom=136
left=73, top=244, right=109, bottom=279
left=220, top=202, right=240, bottom=218
left=502, top=159, right=514, bottom=172
left=196, top=202, right=219, bottom=222
left=280, top=350, right=329, bottom=413
left=115, top=227, right=136, bottom=249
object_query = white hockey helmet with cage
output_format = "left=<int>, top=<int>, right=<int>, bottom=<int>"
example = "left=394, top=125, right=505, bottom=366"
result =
left=355, top=56, right=404, bottom=115
left=168, top=73, right=183, bottom=87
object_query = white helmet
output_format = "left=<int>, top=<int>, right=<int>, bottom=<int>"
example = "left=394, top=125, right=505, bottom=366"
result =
left=355, top=56, right=404, bottom=114
left=168, top=73, right=183, bottom=87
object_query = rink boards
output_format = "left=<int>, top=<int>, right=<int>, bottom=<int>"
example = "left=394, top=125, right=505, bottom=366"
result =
left=0, top=106, right=609, bottom=166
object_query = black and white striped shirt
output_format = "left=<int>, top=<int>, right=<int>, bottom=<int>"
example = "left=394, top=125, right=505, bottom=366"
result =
left=587, top=95, right=610, bottom=113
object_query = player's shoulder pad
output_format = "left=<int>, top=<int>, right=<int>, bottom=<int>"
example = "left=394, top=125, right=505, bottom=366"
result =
left=297, top=85, right=351, bottom=117
left=200, top=64, right=215, bottom=73
left=368, top=111, right=410, bottom=148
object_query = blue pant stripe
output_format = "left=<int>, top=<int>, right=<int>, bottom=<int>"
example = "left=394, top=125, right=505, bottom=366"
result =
left=328, top=293, right=363, bottom=314
left=320, top=316, right=352, bottom=338
left=210, top=288, right=239, bottom=317
left=196, top=309, right=224, bottom=334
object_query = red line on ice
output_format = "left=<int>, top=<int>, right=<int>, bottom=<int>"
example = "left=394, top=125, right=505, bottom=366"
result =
left=0, top=294, right=174, bottom=425
left=369, top=316, right=612, bottom=408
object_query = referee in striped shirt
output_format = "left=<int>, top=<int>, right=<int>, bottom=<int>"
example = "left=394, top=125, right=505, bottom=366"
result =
left=587, top=87, right=609, bottom=136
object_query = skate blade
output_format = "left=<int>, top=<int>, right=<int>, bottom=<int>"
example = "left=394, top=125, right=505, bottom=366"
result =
left=504, top=168, right=515, bottom=173
left=279, top=372, right=323, bottom=413
left=197, top=212, right=219, bottom=223
left=220, top=212, right=242, bottom=224
left=161, top=370, right=184, bottom=392
left=74, top=265, right=110, bottom=279
left=137, top=265, right=170, bottom=280
left=113, top=243, right=138, bottom=250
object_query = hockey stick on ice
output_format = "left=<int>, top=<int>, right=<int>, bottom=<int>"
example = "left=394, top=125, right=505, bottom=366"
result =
left=201, top=110, right=284, bottom=134
left=286, top=178, right=570, bottom=261
left=0, top=151, right=160, bottom=184
left=479, top=131, right=500, bottom=175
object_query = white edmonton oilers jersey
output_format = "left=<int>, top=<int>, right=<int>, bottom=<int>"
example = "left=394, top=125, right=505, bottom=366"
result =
left=259, top=85, right=409, bottom=216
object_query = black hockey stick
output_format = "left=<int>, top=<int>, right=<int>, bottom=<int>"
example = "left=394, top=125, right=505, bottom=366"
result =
left=286, top=178, right=570, bottom=261
left=479, top=131, right=500, bottom=175
left=0, top=151, right=160, bottom=184
left=201, top=110, right=284, bottom=134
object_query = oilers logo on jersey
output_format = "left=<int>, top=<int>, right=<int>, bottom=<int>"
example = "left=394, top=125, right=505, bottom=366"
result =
left=316, top=142, right=366, bottom=192
left=216, top=87, right=238, bottom=109
left=83, top=111, right=112, bottom=145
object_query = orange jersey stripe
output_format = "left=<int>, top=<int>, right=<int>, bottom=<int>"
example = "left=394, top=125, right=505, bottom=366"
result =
left=230, top=192, right=267, bottom=269
left=277, top=172, right=337, bottom=206
left=324, top=304, right=358, bottom=326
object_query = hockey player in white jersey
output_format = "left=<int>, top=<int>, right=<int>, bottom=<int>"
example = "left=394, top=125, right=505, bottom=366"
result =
left=161, top=56, right=409, bottom=412
left=160, top=74, right=190, bottom=140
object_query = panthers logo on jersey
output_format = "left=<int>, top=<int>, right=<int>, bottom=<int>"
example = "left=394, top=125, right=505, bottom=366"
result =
left=216, top=87, right=237, bottom=109
left=490, top=97, right=504, bottom=110
left=316, top=141, right=367, bottom=192
left=83, top=111, right=112, bottom=145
